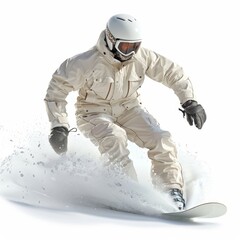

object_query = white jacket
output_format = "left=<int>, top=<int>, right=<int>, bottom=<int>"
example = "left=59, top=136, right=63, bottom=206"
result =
left=45, top=31, right=194, bottom=129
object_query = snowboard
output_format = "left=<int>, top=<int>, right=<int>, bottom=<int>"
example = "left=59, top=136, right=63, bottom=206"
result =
left=162, top=202, right=227, bottom=219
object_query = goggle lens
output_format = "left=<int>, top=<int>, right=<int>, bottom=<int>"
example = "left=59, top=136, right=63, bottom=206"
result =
left=115, top=40, right=141, bottom=56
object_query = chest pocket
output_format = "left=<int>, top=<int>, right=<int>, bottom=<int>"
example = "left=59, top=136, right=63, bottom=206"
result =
left=90, top=76, right=114, bottom=100
left=125, top=74, right=144, bottom=97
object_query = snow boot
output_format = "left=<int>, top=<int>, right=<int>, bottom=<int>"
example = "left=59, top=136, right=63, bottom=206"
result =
left=169, top=188, right=186, bottom=210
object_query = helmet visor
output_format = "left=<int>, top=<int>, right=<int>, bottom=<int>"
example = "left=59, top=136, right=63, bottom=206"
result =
left=115, top=40, right=141, bottom=56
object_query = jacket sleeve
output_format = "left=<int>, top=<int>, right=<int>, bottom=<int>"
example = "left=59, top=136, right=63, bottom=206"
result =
left=44, top=58, right=83, bottom=129
left=145, top=50, right=195, bottom=104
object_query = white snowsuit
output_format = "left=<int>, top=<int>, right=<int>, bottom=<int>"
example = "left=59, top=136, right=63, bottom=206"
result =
left=45, top=31, right=195, bottom=191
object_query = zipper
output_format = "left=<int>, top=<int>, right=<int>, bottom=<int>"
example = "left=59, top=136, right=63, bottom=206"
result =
left=105, top=83, right=112, bottom=100
left=125, top=81, right=130, bottom=97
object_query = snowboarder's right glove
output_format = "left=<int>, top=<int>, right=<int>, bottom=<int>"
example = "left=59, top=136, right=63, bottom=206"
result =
left=49, top=126, right=69, bottom=155
left=179, top=100, right=207, bottom=129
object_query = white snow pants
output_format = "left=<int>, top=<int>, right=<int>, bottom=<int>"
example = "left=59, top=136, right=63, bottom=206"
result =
left=76, top=106, right=183, bottom=191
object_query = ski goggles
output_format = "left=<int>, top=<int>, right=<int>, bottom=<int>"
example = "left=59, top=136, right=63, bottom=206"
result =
left=115, top=40, right=141, bottom=56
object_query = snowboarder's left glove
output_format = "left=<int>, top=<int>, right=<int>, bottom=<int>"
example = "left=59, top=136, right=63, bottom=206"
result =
left=49, top=126, right=69, bottom=154
left=179, top=100, right=207, bottom=129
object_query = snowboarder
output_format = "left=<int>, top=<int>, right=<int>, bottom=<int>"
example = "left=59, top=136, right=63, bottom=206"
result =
left=44, top=14, right=206, bottom=210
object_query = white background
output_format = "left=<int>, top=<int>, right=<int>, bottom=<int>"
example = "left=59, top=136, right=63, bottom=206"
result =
left=0, top=0, right=239, bottom=239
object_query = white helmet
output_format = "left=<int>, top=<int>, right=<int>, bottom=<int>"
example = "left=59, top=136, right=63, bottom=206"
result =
left=105, top=14, right=142, bottom=61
